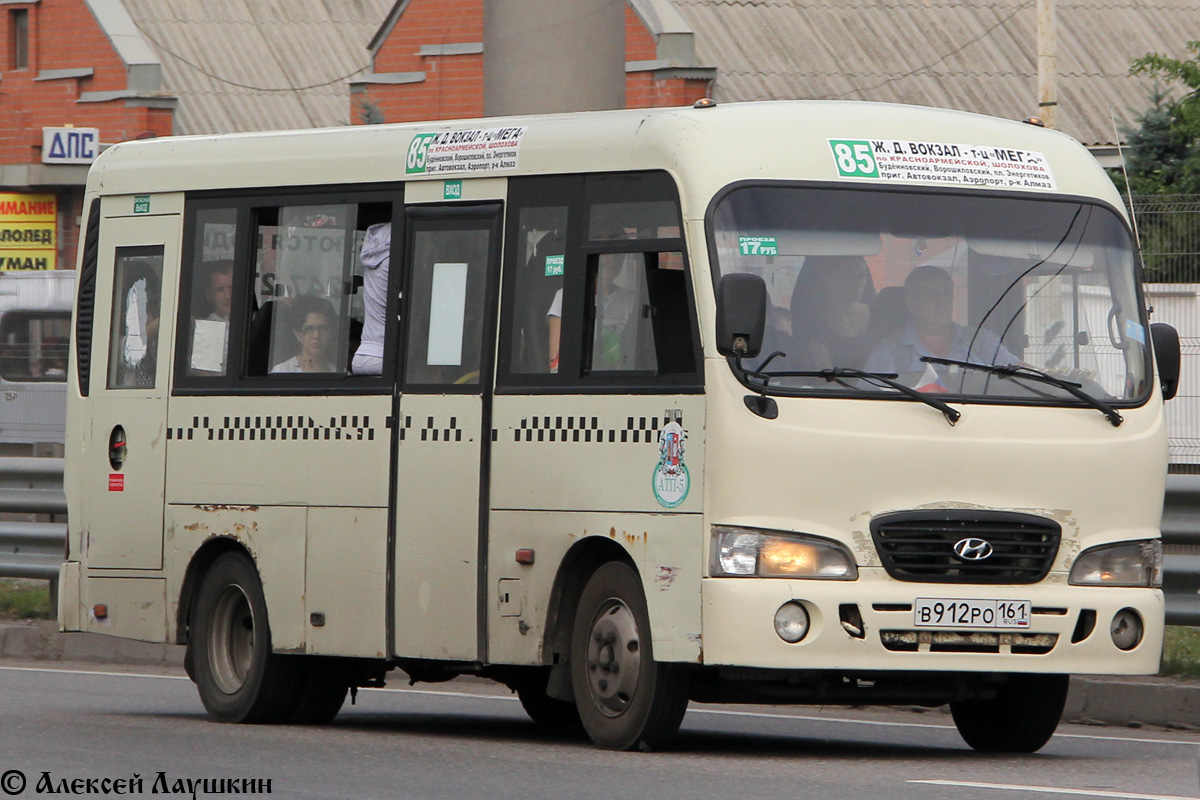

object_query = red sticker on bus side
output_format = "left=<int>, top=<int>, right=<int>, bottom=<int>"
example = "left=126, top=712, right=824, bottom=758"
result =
left=108, top=474, right=124, bottom=492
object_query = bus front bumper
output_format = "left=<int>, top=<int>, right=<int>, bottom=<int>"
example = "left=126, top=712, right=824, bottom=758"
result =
left=700, top=574, right=1163, bottom=675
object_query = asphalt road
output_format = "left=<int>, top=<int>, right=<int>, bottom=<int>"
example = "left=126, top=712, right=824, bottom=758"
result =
left=0, top=662, right=1198, bottom=800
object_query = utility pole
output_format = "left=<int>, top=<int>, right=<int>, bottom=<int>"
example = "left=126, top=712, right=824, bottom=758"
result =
left=1037, top=0, right=1058, bottom=129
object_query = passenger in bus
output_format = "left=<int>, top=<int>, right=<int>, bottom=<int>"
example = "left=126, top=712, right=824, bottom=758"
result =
left=351, top=222, right=390, bottom=375
left=787, top=255, right=873, bottom=370
left=271, top=294, right=338, bottom=373
left=189, top=260, right=234, bottom=374
left=864, top=264, right=1018, bottom=377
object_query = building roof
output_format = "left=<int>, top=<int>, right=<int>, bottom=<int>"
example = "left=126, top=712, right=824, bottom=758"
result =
left=118, top=0, right=392, bottom=135
left=666, top=0, right=1200, bottom=147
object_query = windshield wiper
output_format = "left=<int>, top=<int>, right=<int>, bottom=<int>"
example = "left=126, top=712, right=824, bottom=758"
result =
left=920, top=356, right=1123, bottom=427
left=755, top=367, right=961, bottom=426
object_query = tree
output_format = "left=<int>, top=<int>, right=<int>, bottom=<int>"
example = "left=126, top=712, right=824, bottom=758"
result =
left=1109, top=43, right=1200, bottom=281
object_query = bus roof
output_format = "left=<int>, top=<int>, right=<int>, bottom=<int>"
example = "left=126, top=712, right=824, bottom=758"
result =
left=85, top=100, right=1124, bottom=221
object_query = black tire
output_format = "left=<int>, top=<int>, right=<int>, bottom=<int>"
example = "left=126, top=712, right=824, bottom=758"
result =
left=514, top=670, right=582, bottom=732
left=288, top=657, right=349, bottom=725
left=570, top=562, right=689, bottom=751
left=951, top=673, right=1069, bottom=753
left=191, top=552, right=302, bottom=723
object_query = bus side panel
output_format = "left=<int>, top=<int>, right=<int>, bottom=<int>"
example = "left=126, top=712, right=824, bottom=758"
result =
left=488, top=394, right=706, bottom=664
left=80, top=577, right=167, bottom=643
left=165, top=504, right=307, bottom=651
left=487, top=512, right=704, bottom=665
left=164, top=396, right=392, bottom=508
left=307, top=506, right=387, bottom=658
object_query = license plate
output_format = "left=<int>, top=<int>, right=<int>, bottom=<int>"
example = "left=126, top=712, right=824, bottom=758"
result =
left=914, top=598, right=1031, bottom=629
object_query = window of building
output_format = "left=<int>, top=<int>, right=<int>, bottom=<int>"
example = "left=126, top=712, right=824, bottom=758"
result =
left=9, top=9, right=29, bottom=71
left=0, top=311, right=70, bottom=382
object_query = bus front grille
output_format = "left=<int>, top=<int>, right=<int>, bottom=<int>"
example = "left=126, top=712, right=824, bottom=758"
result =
left=880, top=630, right=1058, bottom=655
left=870, top=511, right=1061, bottom=584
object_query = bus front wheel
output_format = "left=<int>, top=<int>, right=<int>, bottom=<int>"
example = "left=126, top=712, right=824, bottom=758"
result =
left=950, top=673, right=1069, bottom=752
left=192, top=552, right=301, bottom=723
left=569, top=562, right=689, bottom=750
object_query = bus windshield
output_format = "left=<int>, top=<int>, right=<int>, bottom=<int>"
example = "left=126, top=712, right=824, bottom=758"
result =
left=711, top=186, right=1150, bottom=406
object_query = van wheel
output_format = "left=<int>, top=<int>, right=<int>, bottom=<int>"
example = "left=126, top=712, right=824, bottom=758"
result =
left=514, top=670, right=581, bottom=732
left=570, top=562, right=689, bottom=751
left=192, top=552, right=301, bottom=723
left=951, top=674, right=1069, bottom=752
left=288, top=657, right=349, bottom=725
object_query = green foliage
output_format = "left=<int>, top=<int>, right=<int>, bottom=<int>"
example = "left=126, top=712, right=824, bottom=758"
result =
left=355, top=95, right=385, bottom=126
left=0, top=579, right=52, bottom=620
left=1109, top=43, right=1200, bottom=281
left=1161, top=626, right=1200, bottom=680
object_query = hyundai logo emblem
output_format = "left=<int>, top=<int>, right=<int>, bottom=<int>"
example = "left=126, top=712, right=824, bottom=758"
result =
left=952, top=537, right=994, bottom=561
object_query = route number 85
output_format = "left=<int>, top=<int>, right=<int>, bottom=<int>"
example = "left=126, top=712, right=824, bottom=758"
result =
left=830, top=140, right=879, bottom=178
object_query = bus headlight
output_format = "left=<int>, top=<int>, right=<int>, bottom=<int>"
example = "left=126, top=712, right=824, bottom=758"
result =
left=1069, top=540, right=1162, bottom=588
left=711, top=527, right=858, bottom=579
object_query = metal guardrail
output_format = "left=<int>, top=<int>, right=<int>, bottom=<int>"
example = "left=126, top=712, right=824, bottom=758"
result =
left=1162, top=473, right=1200, bottom=626
left=0, top=457, right=66, bottom=582
left=1, top=457, right=1200, bottom=624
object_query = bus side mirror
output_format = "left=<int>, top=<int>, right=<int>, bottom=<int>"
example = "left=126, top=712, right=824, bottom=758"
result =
left=1151, top=322, right=1180, bottom=401
left=716, top=273, right=767, bottom=358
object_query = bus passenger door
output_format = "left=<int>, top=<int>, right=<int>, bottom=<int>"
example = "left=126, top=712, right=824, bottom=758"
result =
left=392, top=203, right=501, bottom=661
left=81, top=200, right=181, bottom=572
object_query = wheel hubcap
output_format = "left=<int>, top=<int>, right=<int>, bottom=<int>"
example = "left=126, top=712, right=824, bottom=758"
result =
left=585, top=599, right=642, bottom=717
left=209, top=584, right=254, bottom=695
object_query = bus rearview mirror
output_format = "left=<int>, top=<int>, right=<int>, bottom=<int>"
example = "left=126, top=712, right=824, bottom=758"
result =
left=716, top=273, right=767, bottom=358
left=1151, top=322, right=1180, bottom=401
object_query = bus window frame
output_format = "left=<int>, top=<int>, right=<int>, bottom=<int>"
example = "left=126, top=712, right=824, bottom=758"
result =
left=172, top=184, right=403, bottom=396
left=703, top=178, right=1155, bottom=412
left=496, top=171, right=704, bottom=395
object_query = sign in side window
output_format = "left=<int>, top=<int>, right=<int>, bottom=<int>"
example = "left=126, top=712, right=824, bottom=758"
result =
left=405, top=225, right=492, bottom=387
left=107, top=247, right=164, bottom=389
left=0, top=312, right=70, bottom=382
left=185, top=208, right=237, bottom=376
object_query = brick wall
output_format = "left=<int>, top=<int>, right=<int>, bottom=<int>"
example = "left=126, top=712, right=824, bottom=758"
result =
left=1, top=0, right=175, bottom=271
left=356, top=0, right=485, bottom=124
left=355, top=0, right=710, bottom=124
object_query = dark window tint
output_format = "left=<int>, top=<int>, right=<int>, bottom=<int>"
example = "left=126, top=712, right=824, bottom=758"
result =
left=0, top=312, right=70, bottom=381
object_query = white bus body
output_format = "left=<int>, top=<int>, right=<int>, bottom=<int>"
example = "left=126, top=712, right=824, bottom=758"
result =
left=60, top=101, right=1174, bottom=752
left=0, top=270, right=74, bottom=449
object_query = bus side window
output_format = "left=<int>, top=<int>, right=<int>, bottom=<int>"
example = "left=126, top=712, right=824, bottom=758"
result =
left=107, top=247, right=164, bottom=389
left=0, top=311, right=70, bottom=381
left=185, top=207, right=238, bottom=377
left=510, top=207, right=567, bottom=374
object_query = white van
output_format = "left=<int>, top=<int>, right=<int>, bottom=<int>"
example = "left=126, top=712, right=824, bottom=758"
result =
left=59, top=100, right=1179, bottom=752
left=0, top=270, right=74, bottom=450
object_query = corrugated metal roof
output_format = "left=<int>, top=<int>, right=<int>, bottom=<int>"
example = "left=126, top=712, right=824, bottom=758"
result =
left=669, top=0, right=1200, bottom=146
left=121, top=0, right=393, bottom=134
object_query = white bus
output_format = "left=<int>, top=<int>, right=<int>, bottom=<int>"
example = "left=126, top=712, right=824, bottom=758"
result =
left=60, top=100, right=1180, bottom=752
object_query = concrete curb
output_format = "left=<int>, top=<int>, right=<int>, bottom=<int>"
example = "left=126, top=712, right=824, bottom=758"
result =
left=1, top=620, right=1196, bottom=731
left=0, top=620, right=184, bottom=668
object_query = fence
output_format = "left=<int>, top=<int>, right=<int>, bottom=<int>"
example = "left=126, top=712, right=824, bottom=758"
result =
left=0, top=458, right=65, bottom=613
left=1129, top=194, right=1200, bottom=466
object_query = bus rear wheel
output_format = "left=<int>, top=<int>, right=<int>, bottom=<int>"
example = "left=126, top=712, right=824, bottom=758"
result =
left=192, top=552, right=301, bottom=723
left=950, top=673, right=1069, bottom=753
left=569, top=562, right=688, bottom=751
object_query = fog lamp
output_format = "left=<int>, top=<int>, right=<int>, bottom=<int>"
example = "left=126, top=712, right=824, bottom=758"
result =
left=774, top=602, right=810, bottom=644
left=1110, top=608, right=1143, bottom=651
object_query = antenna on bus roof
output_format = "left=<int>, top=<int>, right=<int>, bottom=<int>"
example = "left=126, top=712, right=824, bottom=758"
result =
left=1111, top=105, right=1143, bottom=259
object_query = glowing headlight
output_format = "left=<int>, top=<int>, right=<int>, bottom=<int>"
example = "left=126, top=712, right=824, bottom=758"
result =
left=1069, top=540, right=1162, bottom=588
left=711, top=526, right=858, bottom=579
